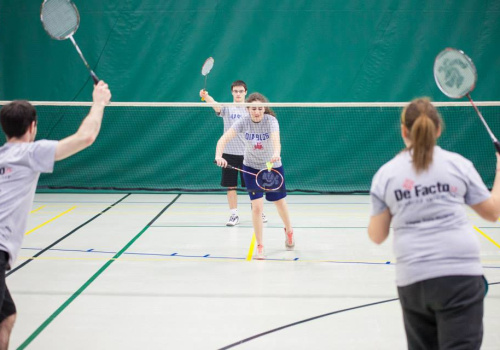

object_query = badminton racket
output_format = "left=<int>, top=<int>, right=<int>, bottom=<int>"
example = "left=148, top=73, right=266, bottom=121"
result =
left=434, top=48, right=500, bottom=154
left=41, top=0, right=100, bottom=84
left=201, top=57, right=214, bottom=101
left=214, top=161, right=284, bottom=191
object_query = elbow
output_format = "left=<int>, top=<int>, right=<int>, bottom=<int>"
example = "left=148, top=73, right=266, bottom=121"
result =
left=78, top=132, right=96, bottom=148
left=483, top=213, right=500, bottom=223
left=367, top=229, right=386, bottom=245
left=84, top=134, right=96, bottom=147
left=370, top=235, right=385, bottom=245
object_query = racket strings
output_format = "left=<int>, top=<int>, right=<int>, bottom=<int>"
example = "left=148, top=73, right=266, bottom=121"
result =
left=42, top=0, right=79, bottom=39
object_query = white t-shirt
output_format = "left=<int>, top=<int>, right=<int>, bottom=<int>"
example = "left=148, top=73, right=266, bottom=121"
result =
left=0, top=140, right=58, bottom=267
left=370, top=146, right=490, bottom=286
left=218, top=106, right=247, bottom=156
left=232, top=114, right=281, bottom=170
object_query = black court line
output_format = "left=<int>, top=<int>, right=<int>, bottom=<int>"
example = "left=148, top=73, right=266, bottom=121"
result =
left=218, top=280, right=500, bottom=349
left=18, top=194, right=182, bottom=349
left=218, top=298, right=399, bottom=349
left=6, top=193, right=131, bottom=277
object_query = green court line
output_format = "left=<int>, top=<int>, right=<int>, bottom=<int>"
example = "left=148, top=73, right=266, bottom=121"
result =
left=17, top=194, right=181, bottom=349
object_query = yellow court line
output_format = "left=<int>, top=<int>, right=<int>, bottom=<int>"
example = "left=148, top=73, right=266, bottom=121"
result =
left=30, top=205, right=46, bottom=214
left=24, top=206, right=77, bottom=236
left=246, top=233, right=256, bottom=261
left=474, top=225, right=500, bottom=250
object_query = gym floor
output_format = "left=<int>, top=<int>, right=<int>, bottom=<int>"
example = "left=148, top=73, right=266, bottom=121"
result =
left=8, top=193, right=500, bottom=349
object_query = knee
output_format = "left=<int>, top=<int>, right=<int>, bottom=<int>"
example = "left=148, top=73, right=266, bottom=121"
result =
left=252, top=203, right=263, bottom=214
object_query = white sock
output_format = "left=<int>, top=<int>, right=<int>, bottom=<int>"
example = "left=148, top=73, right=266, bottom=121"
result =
left=230, top=209, right=238, bottom=216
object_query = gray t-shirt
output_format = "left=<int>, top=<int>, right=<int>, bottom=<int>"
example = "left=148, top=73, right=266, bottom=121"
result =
left=370, top=146, right=489, bottom=286
left=218, top=106, right=247, bottom=156
left=0, top=140, right=58, bottom=266
left=232, top=114, right=281, bottom=170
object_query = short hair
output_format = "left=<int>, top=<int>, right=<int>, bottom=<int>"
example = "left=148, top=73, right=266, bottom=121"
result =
left=231, top=80, right=247, bottom=91
left=0, top=100, right=37, bottom=138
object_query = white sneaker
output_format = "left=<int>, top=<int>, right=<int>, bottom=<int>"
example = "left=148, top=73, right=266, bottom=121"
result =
left=285, top=228, right=295, bottom=250
left=226, top=214, right=239, bottom=226
left=262, top=213, right=268, bottom=223
left=255, top=245, right=265, bottom=260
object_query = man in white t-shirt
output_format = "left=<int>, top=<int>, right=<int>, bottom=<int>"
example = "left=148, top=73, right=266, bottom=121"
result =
left=200, top=81, right=267, bottom=226
left=0, top=81, right=111, bottom=349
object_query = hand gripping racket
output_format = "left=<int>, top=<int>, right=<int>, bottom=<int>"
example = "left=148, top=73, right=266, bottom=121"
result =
left=214, top=161, right=284, bottom=191
left=201, top=57, right=214, bottom=101
left=41, top=0, right=100, bottom=85
left=434, top=48, right=500, bottom=154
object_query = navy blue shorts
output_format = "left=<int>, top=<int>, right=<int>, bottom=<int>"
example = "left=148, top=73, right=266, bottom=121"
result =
left=242, top=165, right=287, bottom=201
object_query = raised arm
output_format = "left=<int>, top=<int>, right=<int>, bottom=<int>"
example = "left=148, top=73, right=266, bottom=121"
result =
left=215, top=128, right=237, bottom=167
left=54, top=81, right=111, bottom=161
left=471, top=154, right=500, bottom=222
left=200, top=89, right=222, bottom=114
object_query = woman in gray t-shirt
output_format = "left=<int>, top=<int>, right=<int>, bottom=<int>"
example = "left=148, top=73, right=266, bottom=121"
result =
left=368, top=98, right=500, bottom=349
left=215, top=93, right=295, bottom=259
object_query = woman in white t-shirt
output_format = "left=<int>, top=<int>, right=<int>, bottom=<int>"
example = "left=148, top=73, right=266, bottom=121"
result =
left=215, top=93, right=294, bottom=259
left=368, top=98, right=500, bottom=349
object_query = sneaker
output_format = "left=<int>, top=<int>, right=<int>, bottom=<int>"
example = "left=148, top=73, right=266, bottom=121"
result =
left=255, top=244, right=265, bottom=260
left=226, top=214, right=240, bottom=226
left=262, top=213, right=268, bottom=223
left=284, top=228, right=295, bottom=250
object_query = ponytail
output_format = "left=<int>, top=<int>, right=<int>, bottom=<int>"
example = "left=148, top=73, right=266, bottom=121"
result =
left=401, top=98, right=442, bottom=173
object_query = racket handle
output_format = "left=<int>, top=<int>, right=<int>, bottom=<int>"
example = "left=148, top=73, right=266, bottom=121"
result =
left=213, top=160, right=237, bottom=171
left=90, top=71, right=100, bottom=85
left=494, top=141, right=500, bottom=155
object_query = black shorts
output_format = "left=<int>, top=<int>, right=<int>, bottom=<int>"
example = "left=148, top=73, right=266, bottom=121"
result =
left=0, top=251, right=16, bottom=323
left=397, top=275, right=485, bottom=350
left=221, top=153, right=246, bottom=188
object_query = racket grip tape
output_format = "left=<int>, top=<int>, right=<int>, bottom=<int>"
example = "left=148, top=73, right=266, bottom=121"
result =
left=213, top=160, right=233, bottom=169
left=494, top=141, right=500, bottom=155
left=90, top=71, right=100, bottom=85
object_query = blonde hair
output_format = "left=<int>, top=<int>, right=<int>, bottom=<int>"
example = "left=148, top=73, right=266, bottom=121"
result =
left=401, top=98, right=443, bottom=172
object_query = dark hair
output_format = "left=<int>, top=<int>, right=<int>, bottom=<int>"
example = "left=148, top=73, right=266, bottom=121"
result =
left=0, top=100, right=37, bottom=138
left=401, top=98, right=443, bottom=172
left=246, top=92, right=276, bottom=117
left=231, top=80, right=247, bottom=91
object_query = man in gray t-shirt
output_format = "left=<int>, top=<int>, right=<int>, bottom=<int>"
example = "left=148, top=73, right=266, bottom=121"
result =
left=200, top=80, right=267, bottom=226
left=0, top=81, right=111, bottom=347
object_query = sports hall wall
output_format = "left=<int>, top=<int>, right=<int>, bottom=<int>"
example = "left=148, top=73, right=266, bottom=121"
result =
left=1, top=1, right=499, bottom=192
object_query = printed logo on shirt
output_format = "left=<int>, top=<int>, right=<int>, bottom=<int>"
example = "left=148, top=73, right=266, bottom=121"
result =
left=394, top=181, right=456, bottom=201
left=245, top=133, right=269, bottom=141
left=0, top=167, right=12, bottom=176
left=230, top=113, right=242, bottom=120
left=402, top=178, right=414, bottom=190
left=254, top=142, right=263, bottom=150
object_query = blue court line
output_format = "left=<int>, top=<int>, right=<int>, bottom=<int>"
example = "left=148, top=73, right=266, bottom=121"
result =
left=17, top=247, right=500, bottom=268
left=7, top=194, right=132, bottom=277
left=17, top=194, right=182, bottom=349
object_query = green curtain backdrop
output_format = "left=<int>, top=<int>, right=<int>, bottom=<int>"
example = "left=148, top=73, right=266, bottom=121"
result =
left=1, top=1, right=499, bottom=102
left=0, top=1, right=499, bottom=193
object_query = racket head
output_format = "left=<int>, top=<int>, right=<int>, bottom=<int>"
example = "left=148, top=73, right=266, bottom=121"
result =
left=434, top=48, right=477, bottom=99
left=41, top=0, right=80, bottom=40
left=201, top=57, right=214, bottom=76
left=256, top=168, right=284, bottom=192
